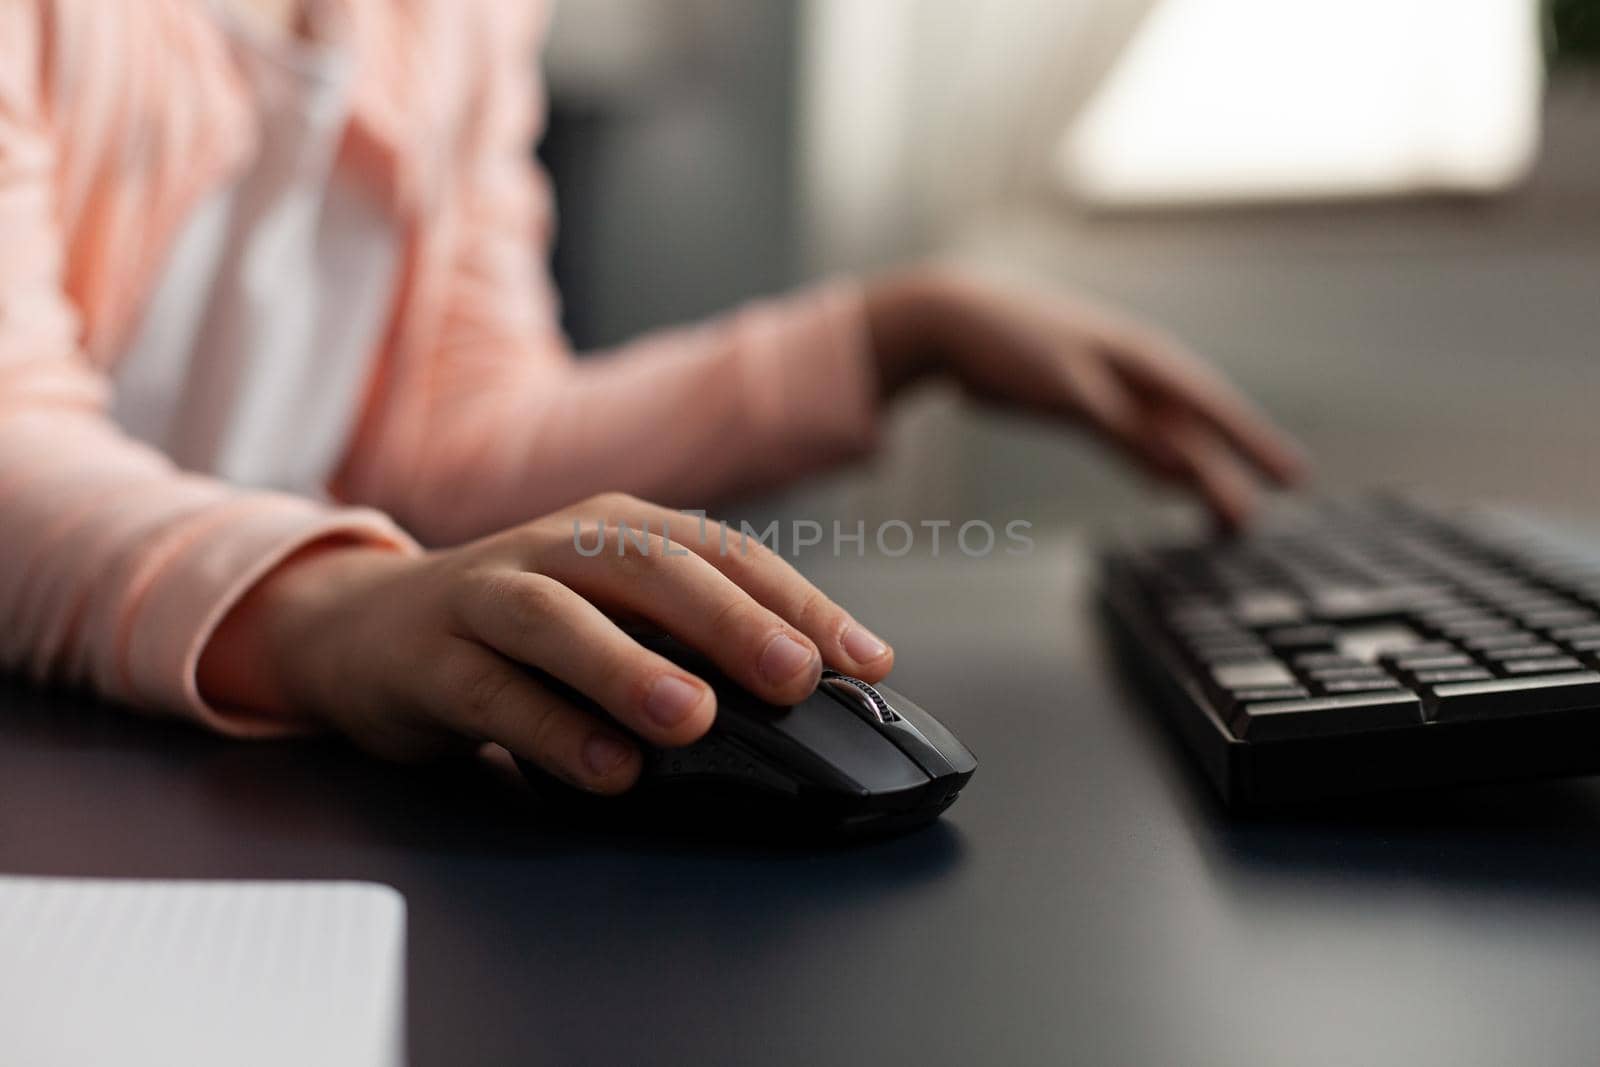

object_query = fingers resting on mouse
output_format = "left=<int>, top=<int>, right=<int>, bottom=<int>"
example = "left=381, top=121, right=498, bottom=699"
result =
left=197, top=492, right=892, bottom=795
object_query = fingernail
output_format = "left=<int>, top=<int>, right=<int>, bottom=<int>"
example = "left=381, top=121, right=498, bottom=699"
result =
left=841, top=625, right=888, bottom=665
left=581, top=733, right=632, bottom=778
left=645, top=675, right=703, bottom=729
left=759, top=632, right=817, bottom=685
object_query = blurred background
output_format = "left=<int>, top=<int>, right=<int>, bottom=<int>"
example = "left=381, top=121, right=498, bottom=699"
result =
left=537, top=0, right=1600, bottom=544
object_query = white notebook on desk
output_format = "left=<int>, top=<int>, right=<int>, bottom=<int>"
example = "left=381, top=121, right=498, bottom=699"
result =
left=0, top=877, right=406, bottom=1067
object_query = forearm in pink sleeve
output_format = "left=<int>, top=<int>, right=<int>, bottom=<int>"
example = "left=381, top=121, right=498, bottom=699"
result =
left=0, top=407, right=418, bottom=735
left=390, top=279, right=881, bottom=545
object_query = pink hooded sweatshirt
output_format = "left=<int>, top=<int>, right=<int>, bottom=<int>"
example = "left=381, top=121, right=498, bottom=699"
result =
left=0, top=0, right=878, bottom=734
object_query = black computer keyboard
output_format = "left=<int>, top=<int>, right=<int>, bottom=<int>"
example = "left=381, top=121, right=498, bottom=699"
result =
left=1098, top=495, right=1600, bottom=808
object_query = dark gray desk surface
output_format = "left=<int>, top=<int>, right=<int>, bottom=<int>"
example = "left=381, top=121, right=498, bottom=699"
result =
left=8, top=544, right=1600, bottom=1067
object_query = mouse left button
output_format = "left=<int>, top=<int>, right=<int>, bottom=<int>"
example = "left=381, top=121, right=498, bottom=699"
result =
left=647, top=734, right=798, bottom=795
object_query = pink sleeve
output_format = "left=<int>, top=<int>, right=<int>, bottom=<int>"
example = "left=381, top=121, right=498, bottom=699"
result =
left=334, top=4, right=881, bottom=546
left=0, top=18, right=419, bottom=735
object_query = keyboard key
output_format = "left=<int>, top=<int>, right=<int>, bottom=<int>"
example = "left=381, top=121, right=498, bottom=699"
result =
left=1517, top=608, right=1599, bottom=630
left=1223, top=685, right=1312, bottom=706
left=1230, top=592, right=1306, bottom=627
left=1212, top=661, right=1296, bottom=689
left=1429, top=671, right=1600, bottom=722
left=1380, top=642, right=1460, bottom=665
left=1490, top=595, right=1568, bottom=616
left=1335, top=623, right=1426, bottom=661
left=1292, top=652, right=1366, bottom=671
left=1308, top=666, right=1393, bottom=684
left=1189, top=633, right=1268, bottom=657
left=1411, top=667, right=1493, bottom=685
left=1417, top=606, right=1492, bottom=627
left=1479, top=643, right=1561, bottom=662
left=1166, top=607, right=1235, bottom=636
left=1302, top=588, right=1366, bottom=618
left=1461, top=632, right=1542, bottom=651
left=1165, top=595, right=1225, bottom=615
left=1192, top=643, right=1274, bottom=665
left=1551, top=624, right=1600, bottom=643
left=1188, top=626, right=1257, bottom=648
left=1309, top=588, right=1412, bottom=622
left=1263, top=624, right=1340, bottom=650
left=1500, top=656, right=1584, bottom=675
left=1392, top=654, right=1475, bottom=673
left=1437, top=617, right=1515, bottom=639
left=1385, top=583, right=1455, bottom=609
left=1231, top=691, right=1423, bottom=740
left=1407, top=599, right=1476, bottom=620
left=1320, top=679, right=1409, bottom=695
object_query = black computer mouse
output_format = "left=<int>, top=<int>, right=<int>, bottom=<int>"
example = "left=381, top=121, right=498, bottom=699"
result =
left=515, top=634, right=976, bottom=836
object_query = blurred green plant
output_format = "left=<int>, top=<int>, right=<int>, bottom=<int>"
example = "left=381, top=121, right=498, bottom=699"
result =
left=1548, top=0, right=1600, bottom=62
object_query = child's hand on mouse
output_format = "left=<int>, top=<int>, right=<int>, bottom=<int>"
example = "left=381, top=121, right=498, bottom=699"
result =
left=865, top=264, right=1309, bottom=529
left=197, top=493, right=893, bottom=794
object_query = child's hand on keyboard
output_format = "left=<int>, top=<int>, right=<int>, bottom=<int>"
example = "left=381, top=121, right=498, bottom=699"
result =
left=865, top=264, right=1308, bottom=527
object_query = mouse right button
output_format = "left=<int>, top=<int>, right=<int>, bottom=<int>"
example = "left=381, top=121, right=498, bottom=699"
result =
left=754, top=695, right=930, bottom=795
left=875, top=685, right=978, bottom=778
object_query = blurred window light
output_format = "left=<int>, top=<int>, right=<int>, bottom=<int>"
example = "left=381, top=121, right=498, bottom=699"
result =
left=1056, top=0, right=1545, bottom=207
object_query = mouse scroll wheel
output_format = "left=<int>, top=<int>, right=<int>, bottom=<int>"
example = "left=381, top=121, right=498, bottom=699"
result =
left=819, top=672, right=900, bottom=724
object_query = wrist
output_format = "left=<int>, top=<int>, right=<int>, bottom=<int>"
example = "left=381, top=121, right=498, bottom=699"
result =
left=862, top=265, right=963, bottom=398
left=197, top=538, right=409, bottom=722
